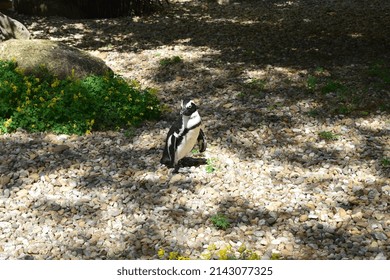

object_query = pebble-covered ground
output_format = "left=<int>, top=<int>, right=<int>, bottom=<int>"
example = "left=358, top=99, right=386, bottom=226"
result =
left=1, top=0, right=389, bottom=259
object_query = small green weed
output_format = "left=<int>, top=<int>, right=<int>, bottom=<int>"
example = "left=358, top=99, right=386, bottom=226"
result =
left=307, top=109, right=320, bottom=117
left=0, top=60, right=161, bottom=135
left=314, top=66, right=326, bottom=74
left=159, top=56, right=183, bottom=67
left=318, top=131, right=339, bottom=141
left=270, top=253, right=281, bottom=260
left=246, top=78, right=266, bottom=90
left=159, top=243, right=261, bottom=260
left=242, top=78, right=267, bottom=97
left=335, top=104, right=353, bottom=115
left=321, top=80, right=346, bottom=94
left=205, top=158, right=217, bottom=173
left=210, top=213, right=230, bottom=230
left=157, top=248, right=190, bottom=260
left=267, top=102, right=283, bottom=111
left=368, top=62, right=390, bottom=85
left=306, top=75, right=317, bottom=91
left=202, top=244, right=261, bottom=260
left=381, top=158, right=390, bottom=168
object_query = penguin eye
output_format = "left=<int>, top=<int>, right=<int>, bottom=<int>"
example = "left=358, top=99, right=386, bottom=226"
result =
left=187, top=102, right=195, bottom=109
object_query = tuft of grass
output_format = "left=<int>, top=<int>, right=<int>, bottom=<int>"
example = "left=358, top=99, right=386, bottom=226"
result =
left=0, top=60, right=161, bottom=135
left=159, top=56, right=183, bottom=67
left=318, top=131, right=339, bottom=141
left=242, top=78, right=267, bottom=97
left=210, top=213, right=230, bottom=230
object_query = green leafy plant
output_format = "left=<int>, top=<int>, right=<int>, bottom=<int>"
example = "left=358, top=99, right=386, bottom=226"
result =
left=0, top=60, right=161, bottom=135
left=205, top=158, right=217, bottom=173
left=210, top=213, right=230, bottom=230
left=159, top=56, right=183, bottom=67
left=318, top=131, right=339, bottom=141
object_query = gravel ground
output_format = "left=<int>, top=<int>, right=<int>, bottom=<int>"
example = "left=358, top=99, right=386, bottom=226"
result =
left=1, top=0, right=390, bottom=259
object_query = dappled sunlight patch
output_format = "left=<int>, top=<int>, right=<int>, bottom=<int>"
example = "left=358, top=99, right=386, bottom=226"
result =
left=242, top=66, right=309, bottom=91
left=274, top=1, right=300, bottom=8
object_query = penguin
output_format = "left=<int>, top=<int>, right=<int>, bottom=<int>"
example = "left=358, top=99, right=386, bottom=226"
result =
left=160, top=99, right=207, bottom=173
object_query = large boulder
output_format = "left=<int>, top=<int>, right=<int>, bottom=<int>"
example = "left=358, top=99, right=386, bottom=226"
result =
left=0, top=12, right=30, bottom=41
left=0, top=39, right=113, bottom=79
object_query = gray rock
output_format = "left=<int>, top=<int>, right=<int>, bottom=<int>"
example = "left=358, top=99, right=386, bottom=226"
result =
left=0, top=176, right=11, bottom=187
left=50, top=145, right=70, bottom=154
left=372, top=232, right=388, bottom=241
left=375, top=252, right=387, bottom=260
left=0, top=39, right=113, bottom=79
left=0, top=12, right=30, bottom=41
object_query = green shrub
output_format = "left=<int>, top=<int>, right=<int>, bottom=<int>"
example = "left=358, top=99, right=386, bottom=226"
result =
left=0, top=60, right=161, bottom=135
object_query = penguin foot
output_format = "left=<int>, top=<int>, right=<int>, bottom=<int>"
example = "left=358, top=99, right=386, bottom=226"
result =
left=172, top=165, right=180, bottom=174
left=180, top=157, right=207, bottom=167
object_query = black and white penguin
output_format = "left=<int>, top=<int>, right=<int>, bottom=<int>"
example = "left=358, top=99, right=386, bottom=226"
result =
left=160, top=99, right=207, bottom=172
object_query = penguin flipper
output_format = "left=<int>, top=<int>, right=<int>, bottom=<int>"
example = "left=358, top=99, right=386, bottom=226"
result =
left=197, top=129, right=207, bottom=152
left=161, top=134, right=177, bottom=168
left=168, top=134, right=177, bottom=166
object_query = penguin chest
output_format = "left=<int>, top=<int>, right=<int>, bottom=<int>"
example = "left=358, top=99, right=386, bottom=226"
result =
left=176, top=126, right=200, bottom=162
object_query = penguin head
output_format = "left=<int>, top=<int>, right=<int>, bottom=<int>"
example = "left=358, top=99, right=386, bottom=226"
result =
left=180, top=99, right=198, bottom=116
